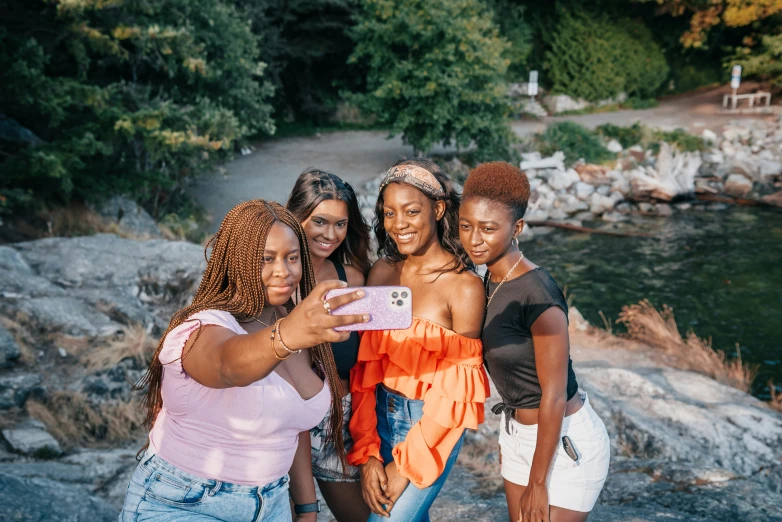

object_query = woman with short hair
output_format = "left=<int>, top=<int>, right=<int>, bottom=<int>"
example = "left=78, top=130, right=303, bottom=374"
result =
left=458, top=162, right=610, bottom=522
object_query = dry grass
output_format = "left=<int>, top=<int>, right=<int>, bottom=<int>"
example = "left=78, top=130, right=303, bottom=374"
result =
left=26, top=390, right=145, bottom=449
left=0, top=316, right=37, bottom=365
left=82, top=323, right=157, bottom=371
left=617, top=299, right=758, bottom=392
left=457, top=435, right=504, bottom=498
left=769, top=380, right=782, bottom=413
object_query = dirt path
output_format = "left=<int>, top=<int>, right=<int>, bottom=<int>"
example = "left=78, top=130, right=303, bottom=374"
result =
left=190, top=84, right=776, bottom=230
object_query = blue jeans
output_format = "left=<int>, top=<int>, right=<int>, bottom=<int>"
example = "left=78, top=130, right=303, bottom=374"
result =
left=371, top=385, right=464, bottom=522
left=119, top=452, right=291, bottom=522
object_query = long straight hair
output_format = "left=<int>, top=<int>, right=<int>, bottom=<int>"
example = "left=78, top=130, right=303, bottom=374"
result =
left=134, top=200, right=346, bottom=464
left=286, top=168, right=372, bottom=275
left=374, top=158, right=472, bottom=273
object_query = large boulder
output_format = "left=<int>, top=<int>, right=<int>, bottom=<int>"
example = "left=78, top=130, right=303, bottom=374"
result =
left=2, top=422, right=61, bottom=456
left=724, top=174, right=753, bottom=197
left=0, top=472, right=117, bottom=522
left=98, top=196, right=161, bottom=238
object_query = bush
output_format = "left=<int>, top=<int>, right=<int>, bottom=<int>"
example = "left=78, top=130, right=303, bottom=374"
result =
left=0, top=0, right=275, bottom=217
left=543, top=9, right=669, bottom=102
left=349, top=0, right=517, bottom=158
left=729, top=33, right=782, bottom=88
left=535, top=121, right=612, bottom=164
left=596, top=122, right=645, bottom=149
left=652, top=128, right=705, bottom=153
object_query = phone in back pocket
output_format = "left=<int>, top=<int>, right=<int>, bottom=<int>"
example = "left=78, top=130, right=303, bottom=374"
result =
left=324, top=286, right=413, bottom=332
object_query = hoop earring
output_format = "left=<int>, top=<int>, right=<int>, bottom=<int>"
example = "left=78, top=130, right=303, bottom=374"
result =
left=511, top=236, right=518, bottom=248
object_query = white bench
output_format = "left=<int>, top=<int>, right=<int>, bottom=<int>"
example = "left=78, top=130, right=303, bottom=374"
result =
left=722, top=91, right=772, bottom=112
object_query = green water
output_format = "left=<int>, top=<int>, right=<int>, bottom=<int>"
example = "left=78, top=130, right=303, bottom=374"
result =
left=522, top=206, right=782, bottom=399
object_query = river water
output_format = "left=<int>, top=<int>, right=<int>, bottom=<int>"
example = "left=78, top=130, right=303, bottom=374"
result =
left=522, top=205, right=782, bottom=399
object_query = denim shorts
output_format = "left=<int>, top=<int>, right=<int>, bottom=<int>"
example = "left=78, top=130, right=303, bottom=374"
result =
left=119, top=452, right=291, bottom=522
left=370, top=385, right=464, bottom=522
left=311, top=393, right=360, bottom=482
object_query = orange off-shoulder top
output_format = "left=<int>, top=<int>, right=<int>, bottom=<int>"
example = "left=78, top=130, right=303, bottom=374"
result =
left=347, top=316, right=490, bottom=488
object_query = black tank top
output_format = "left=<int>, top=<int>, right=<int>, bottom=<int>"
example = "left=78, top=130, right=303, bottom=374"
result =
left=331, top=261, right=361, bottom=380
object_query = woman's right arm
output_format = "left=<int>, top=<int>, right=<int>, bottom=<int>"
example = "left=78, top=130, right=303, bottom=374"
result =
left=182, top=280, right=369, bottom=389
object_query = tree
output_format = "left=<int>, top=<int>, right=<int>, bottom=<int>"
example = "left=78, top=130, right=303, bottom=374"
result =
left=634, top=0, right=782, bottom=47
left=543, top=9, right=669, bottom=101
left=729, top=32, right=782, bottom=86
left=1, top=0, right=274, bottom=216
left=349, top=0, right=516, bottom=158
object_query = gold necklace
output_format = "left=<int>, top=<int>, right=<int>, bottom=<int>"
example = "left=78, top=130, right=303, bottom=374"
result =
left=485, top=253, right=524, bottom=310
left=253, top=308, right=278, bottom=328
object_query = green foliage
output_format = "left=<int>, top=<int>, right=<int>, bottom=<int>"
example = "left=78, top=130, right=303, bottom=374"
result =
left=535, top=121, right=613, bottom=164
left=349, top=0, right=516, bottom=158
left=244, top=0, right=361, bottom=123
left=543, top=9, right=669, bottom=101
left=652, top=128, right=705, bottom=152
left=486, top=0, right=534, bottom=81
left=596, top=122, right=645, bottom=148
left=730, top=33, right=782, bottom=87
left=0, top=0, right=274, bottom=216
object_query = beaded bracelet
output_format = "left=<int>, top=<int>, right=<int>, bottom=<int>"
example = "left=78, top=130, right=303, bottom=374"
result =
left=276, top=318, right=302, bottom=355
left=270, top=319, right=292, bottom=361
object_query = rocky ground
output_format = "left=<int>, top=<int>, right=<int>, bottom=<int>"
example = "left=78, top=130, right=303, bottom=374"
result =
left=1, top=234, right=781, bottom=521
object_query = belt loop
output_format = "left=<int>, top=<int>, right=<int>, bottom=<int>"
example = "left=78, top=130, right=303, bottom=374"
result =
left=208, top=481, right=222, bottom=497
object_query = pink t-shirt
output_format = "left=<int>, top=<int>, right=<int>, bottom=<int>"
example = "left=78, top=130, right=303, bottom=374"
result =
left=148, top=310, right=330, bottom=486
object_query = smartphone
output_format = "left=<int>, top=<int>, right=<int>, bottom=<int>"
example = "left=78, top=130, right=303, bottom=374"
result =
left=561, top=435, right=579, bottom=462
left=324, top=286, right=413, bottom=332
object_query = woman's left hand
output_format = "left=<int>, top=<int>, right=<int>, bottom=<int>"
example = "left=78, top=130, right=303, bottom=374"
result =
left=294, top=513, right=317, bottom=522
left=518, top=483, right=550, bottom=522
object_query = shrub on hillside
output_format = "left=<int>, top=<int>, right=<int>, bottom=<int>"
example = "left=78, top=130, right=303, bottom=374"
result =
left=543, top=9, right=669, bottom=102
left=349, top=0, right=517, bottom=159
left=535, top=121, right=612, bottom=164
left=0, top=0, right=274, bottom=217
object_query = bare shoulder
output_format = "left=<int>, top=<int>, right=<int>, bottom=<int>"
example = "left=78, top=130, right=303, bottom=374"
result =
left=343, top=264, right=366, bottom=287
left=449, top=270, right=486, bottom=304
left=367, top=257, right=397, bottom=286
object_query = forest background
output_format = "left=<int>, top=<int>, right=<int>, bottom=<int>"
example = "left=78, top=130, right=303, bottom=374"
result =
left=2, top=0, right=782, bottom=226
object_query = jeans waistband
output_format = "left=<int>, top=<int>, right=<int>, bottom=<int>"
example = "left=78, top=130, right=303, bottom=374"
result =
left=141, top=451, right=288, bottom=494
left=376, top=384, right=423, bottom=417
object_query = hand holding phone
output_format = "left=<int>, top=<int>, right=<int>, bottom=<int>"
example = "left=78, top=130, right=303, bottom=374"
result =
left=324, top=286, right=413, bottom=332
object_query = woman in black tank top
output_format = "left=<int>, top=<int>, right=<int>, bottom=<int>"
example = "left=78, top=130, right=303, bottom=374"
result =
left=458, top=162, right=610, bottom=522
left=287, top=168, right=372, bottom=522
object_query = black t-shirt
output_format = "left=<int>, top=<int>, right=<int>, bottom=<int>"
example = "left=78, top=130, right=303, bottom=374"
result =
left=482, top=267, right=578, bottom=410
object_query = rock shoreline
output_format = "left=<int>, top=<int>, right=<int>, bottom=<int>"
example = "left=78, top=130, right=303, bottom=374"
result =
left=1, top=235, right=781, bottom=521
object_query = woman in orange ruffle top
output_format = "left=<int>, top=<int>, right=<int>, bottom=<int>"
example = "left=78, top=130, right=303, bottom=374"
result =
left=347, top=159, right=489, bottom=522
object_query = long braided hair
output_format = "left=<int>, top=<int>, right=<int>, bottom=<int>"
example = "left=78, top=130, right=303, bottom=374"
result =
left=134, top=200, right=345, bottom=464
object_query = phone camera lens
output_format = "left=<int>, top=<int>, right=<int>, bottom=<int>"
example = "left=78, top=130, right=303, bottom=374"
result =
left=401, top=291, right=408, bottom=298
left=396, top=299, right=403, bottom=306
left=391, top=291, right=399, bottom=298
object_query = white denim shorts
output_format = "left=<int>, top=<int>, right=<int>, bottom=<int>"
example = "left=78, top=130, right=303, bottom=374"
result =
left=498, top=391, right=610, bottom=512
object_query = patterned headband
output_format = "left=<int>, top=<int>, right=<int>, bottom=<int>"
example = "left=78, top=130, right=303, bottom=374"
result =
left=379, top=165, right=446, bottom=199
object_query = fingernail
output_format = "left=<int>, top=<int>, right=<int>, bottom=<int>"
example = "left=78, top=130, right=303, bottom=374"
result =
left=356, top=290, right=365, bottom=297
left=363, top=314, right=370, bottom=322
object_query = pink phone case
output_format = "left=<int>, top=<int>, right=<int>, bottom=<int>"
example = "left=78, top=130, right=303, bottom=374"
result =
left=324, top=286, right=413, bottom=332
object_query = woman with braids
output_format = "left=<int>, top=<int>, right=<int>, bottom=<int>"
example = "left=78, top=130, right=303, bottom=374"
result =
left=119, top=200, right=370, bottom=522
left=458, top=162, right=610, bottom=522
left=348, top=159, right=489, bottom=522
left=286, top=168, right=371, bottom=522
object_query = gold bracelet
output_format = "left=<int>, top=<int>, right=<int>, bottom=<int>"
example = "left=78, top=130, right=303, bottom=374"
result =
left=276, top=318, right=302, bottom=355
left=270, top=320, right=292, bottom=360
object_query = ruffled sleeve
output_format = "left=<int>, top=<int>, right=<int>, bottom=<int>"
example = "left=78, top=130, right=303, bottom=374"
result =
left=392, top=323, right=489, bottom=488
left=347, top=330, right=385, bottom=466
